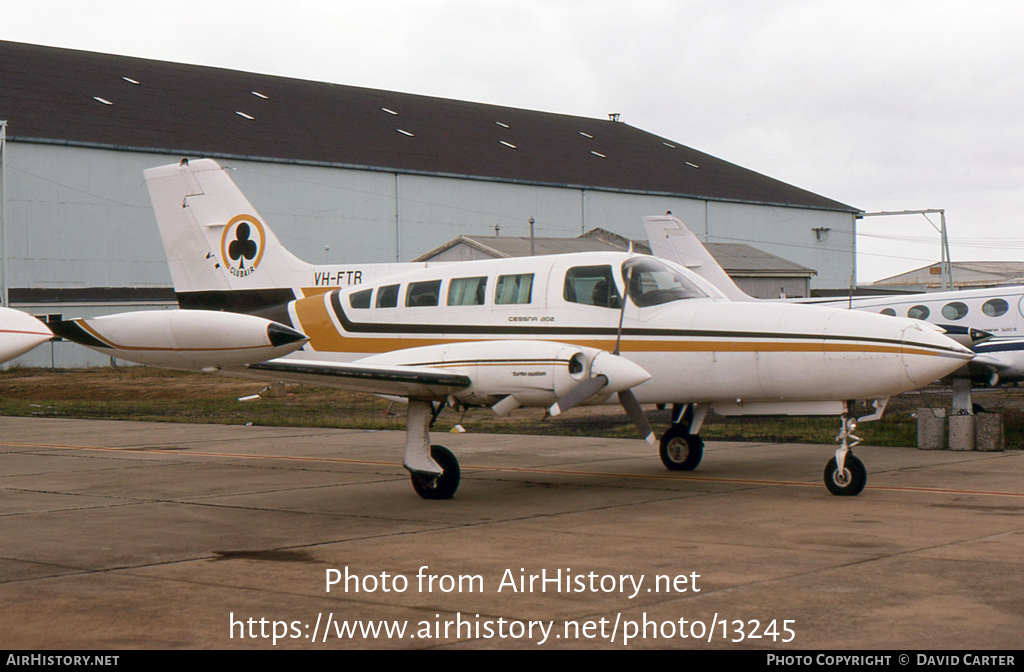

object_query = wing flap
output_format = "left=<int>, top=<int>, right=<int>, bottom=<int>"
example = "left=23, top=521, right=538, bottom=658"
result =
left=229, top=358, right=471, bottom=399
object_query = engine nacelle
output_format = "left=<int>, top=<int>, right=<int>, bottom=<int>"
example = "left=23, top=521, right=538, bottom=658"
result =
left=358, top=340, right=650, bottom=407
left=49, top=310, right=308, bottom=369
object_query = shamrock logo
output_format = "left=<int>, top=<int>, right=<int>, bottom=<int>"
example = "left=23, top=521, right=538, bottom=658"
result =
left=228, top=222, right=258, bottom=269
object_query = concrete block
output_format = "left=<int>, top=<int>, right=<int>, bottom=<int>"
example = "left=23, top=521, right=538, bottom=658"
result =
left=948, top=414, right=975, bottom=451
left=975, top=413, right=1005, bottom=452
left=917, top=407, right=946, bottom=450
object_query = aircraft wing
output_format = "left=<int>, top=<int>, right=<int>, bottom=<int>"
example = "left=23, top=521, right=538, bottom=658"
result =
left=229, top=358, right=472, bottom=399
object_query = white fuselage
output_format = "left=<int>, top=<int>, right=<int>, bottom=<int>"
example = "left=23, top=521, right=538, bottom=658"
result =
left=284, top=252, right=971, bottom=408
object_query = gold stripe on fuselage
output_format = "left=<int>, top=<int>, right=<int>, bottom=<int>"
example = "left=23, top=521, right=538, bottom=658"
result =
left=291, top=295, right=954, bottom=359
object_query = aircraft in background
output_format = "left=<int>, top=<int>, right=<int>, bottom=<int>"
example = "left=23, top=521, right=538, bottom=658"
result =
left=796, top=289, right=1024, bottom=385
left=645, top=215, right=1024, bottom=386
left=53, top=159, right=973, bottom=498
left=0, top=307, right=53, bottom=365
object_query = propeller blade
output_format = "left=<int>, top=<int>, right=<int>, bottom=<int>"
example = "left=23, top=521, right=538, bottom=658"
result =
left=618, top=389, right=656, bottom=444
left=613, top=264, right=635, bottom=355
left=549, top=375, right=608, bottom=417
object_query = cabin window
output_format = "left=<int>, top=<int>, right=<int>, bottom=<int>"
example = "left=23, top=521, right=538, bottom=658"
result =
left=880, top=308, right=897, bottom=316
left=495, top=274, right=534, bottom=305
left=941, top=302, right=968, bottom=320
left=349, top=288, right=372, bottom=309
left=907, top=305, right=930, bottom=320
left=983, top=298, right=1009, bottom=317
left=406, top=280, right=441, bottom=307
left=448, top=276, right=487, bottom=306
left=564, top=265, right=622, bottom=309
left=622, top=257, right=707, bottom=307
left=376, top=284, right=400, bottom=308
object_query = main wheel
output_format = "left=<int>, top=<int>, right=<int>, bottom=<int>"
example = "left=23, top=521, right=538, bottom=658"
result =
left=659, top=426, right=704, bottom=471
left=823, top=454, right=867, bottom=496
left=410, top=445, right=461, bottom=500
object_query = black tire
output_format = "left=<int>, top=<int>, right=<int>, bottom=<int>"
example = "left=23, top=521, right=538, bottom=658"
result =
left=823, top=454, right=867, bottom=496
left=659, top=426, right=704, bottom=471
left=410, top=445, right=461, bottom=500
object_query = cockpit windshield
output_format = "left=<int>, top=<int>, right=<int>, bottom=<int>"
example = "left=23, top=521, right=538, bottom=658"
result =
left=622, top=257, right=708, bottom=307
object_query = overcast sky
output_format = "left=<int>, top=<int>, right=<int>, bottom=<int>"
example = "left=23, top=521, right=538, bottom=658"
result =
left=3, top=0, right=1022, bottom=282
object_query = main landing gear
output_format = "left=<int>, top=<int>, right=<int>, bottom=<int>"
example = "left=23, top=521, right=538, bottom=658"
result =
left=404, top=399, right=461, bottom=500
left=824, top=414, right=867, bottom=496
left=659, top=404, right=706, bottom=471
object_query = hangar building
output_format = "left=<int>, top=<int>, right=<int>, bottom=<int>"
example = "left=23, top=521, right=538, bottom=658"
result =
left=0, top=40, right=860, bottom=366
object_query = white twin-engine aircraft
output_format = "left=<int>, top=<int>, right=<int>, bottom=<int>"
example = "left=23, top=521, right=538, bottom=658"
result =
left=50, top=159, right=973, bottom=499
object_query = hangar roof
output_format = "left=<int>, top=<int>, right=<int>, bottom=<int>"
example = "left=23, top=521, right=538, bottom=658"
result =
left=0, top=40, right=857, bottom=213
left=416, top=228, right=816, bottom=278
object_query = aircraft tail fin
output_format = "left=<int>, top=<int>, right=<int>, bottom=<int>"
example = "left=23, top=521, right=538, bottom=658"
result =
left=144, top=158, right=313, bottom=296
left=643, top=215, right=754, bottom=301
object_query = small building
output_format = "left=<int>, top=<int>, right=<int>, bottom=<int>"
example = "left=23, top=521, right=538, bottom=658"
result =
left=415, top=228, right=816, bottom=299
left=868, top=262, right=1024, bottom=292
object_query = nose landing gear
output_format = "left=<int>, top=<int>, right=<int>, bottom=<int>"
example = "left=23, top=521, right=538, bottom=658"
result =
left=824, top=414, right=867, bottom=496
left=658, top=403, right=706, bottom=471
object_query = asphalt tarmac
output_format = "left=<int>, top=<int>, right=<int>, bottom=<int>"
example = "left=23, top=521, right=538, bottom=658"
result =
left=2, top=416, right=1023, bottom=650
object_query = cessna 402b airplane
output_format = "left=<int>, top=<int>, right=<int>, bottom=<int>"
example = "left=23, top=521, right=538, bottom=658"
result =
left=51, top=159, right=973, bottom=499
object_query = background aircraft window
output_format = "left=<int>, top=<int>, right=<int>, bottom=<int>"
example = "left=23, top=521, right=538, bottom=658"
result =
left=983, top=298, right=1009, bottom=317
left=349, top=288, right=372, bottom=309
left=907, top=305, right=930, bottom=320
left=941, top=302, right=969, bottom=320
left=448, top=276, right=487, bottom=306
left=406, top=280, right=441, bottom=307
left=376, top=284, right=400, bottom=308
left=622, top=257, right=707, bottom=307
left=564, top=265, right=622, bottom=309
left=880, top=308, right=896, bottom=316
left=495, top=274, right=533, bottom=304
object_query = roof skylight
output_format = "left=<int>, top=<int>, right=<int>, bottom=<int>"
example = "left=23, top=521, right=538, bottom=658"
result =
left=495, top=121, right=510, bottom=128
left=251, top=91, right=269, bottom=99
left=499, top=141, right=517, bottom=149
left=579, top=131, right=594, bottom=139
left=397, top=129, right=415, bottom=137
left=92, top=97, right=113, bottom=105
left=662, top=142, right=676, bottom=149
left=382, top=107, right=399, bottom=115
left=590, top=151, right=606, bottom=158
left=235, top=111, right=255, bottom=120
left=121, top=77, right=140, bottom=85
left=685, top=161, right=700, bottom=169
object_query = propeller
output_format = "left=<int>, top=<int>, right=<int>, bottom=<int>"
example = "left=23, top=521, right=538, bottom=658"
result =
left=548, top=262, right=656, bottom=443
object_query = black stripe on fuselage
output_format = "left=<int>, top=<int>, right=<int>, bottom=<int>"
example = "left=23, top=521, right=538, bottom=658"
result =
left=326, top=292, right=963, bottom=355
left=48, top=320, right=110, bottom=349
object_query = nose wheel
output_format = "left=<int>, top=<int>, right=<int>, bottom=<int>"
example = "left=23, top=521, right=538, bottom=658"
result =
left=659, top=424, right=704, bottom=471
left=824, top=415, right=866, bottom=496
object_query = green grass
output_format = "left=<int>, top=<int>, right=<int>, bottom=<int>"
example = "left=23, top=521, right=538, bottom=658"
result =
left=0, top=367, right=1018, bottom=448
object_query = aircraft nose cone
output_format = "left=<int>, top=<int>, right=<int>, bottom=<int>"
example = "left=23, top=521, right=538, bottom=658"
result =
left=267, top=322, right=309, bottom=348
left=901, top=323, right=974, bottom=386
